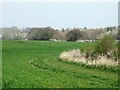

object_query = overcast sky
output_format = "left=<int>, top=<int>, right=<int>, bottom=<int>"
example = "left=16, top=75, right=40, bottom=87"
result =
left=1, top=2, right=118, bottom=29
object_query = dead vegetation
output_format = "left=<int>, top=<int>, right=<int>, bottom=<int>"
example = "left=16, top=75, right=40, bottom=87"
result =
left=59, top=49, right=118, bottom=68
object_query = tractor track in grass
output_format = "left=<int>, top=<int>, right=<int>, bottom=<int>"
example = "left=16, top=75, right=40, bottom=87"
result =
left=3, top=40, right=118, bottom=88
left=29, top=55, right=118, bottom=86
left=43, top=56, right=117, bottom=80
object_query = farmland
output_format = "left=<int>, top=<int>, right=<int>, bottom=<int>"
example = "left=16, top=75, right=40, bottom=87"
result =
left=2, top=40, right=118, bottom=88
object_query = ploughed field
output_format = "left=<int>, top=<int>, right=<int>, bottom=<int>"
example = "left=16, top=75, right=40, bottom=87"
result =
left=2, top=40, right=118, bottom=88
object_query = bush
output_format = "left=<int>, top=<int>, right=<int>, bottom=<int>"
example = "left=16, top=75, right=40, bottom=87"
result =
left=82, top=35, right=118, bottom=61
left=95, top=35, right=117, bottom=55
left=83, top=45, right=97, bottom=60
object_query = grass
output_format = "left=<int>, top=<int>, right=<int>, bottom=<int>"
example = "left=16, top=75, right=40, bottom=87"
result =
left=2, top=40, right=118, bottom=88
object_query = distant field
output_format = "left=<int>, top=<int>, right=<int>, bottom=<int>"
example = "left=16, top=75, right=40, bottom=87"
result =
left=2, top=40, right=118, bottom=88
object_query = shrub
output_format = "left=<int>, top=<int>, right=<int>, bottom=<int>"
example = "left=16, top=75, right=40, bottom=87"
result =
left=82, top=35, right=118, bottom=61
left=95, top=35, right=117, bottom=55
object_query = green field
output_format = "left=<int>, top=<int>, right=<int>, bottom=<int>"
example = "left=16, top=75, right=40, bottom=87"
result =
left=2, top=40, right=118, bottom=88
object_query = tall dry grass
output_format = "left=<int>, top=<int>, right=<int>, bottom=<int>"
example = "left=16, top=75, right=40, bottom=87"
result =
left=59, top=49, right=118, bottom=67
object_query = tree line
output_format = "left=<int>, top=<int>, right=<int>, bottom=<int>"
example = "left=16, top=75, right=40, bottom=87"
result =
left=0, top=26, right=118, bottom=41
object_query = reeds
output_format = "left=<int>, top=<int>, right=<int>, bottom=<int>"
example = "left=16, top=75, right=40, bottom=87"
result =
left=59, top=49, right=118, bottom=68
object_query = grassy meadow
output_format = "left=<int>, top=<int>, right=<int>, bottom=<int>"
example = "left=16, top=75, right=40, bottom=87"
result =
left=2, top=40, right=118, bottom=88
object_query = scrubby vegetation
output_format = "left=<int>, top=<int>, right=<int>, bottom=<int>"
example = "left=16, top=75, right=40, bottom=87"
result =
left=84, top=35, right=118, bottom=61
left=59, top=35, right=118, bottom=71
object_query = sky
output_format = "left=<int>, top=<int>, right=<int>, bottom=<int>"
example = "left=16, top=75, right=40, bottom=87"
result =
left=1, top=2, right=118, bottom=29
